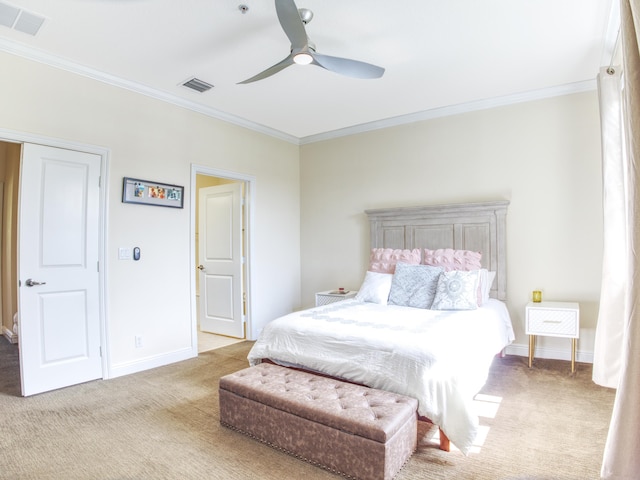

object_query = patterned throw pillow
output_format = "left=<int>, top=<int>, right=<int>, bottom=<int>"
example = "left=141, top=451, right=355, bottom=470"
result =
left=388, top=263, right=443, bottom=309
left=431, top=270, right=479, bottom=310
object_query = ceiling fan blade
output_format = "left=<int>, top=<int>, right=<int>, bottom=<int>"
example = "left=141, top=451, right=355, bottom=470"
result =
left=312, top=53, right=385, bottom=79
left=275, top=0, right=308, bottom=49
left=237, top=54, right=295, bottom=84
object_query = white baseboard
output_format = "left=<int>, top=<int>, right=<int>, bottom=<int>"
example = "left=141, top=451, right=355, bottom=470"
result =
left=107, top=346, right=196, bottom=379
left=505, top=343, right=594, bottom=364
left=2, top=326, right=18, bottom=344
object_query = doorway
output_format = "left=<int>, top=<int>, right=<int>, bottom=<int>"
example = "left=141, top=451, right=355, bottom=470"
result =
left=0, top=132, right=108, bottom=396
left=191, top=165, right=254, bottom=353
left=0, top=141, right=20, bottom=348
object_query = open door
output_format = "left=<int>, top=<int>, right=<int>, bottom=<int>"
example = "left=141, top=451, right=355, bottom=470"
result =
left=18, top=143, right=103, bottom=396
left=198, top=183, right=244, bottom=338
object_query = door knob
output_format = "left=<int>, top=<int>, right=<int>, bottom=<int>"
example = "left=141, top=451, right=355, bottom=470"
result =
left=197, top=265, right=205, bottom=271
left=25, top=278, right=46, bottom=287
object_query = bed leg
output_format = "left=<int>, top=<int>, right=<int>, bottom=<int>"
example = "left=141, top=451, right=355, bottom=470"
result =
left=439, top=428, right=450, bottom=452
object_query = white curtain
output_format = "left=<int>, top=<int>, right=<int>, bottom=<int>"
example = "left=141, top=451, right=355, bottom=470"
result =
left=601, top=0, right=640, bottom=478
left=593, top=66, right=627, bottom=389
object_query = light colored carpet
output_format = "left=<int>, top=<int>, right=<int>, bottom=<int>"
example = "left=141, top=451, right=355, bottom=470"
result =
left=0, top=337, right=615, bottom=480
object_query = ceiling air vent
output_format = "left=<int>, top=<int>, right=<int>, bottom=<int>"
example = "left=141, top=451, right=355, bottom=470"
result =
left=14, top=9, right=45, bottom=36
left=0, top=2, right=20, bottom=28
left=0, top=2, right=45, bottom=35
left=182, top=78, right=214, bottom=93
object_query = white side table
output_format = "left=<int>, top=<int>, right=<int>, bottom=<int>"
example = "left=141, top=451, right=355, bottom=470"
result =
left=525, top=301, right=580, bottom=373
left=315, top=290, right=357, bottom=307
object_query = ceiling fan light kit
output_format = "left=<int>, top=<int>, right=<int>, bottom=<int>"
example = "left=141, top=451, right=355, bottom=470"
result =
left=293, top=44, right=314, bottom=65
left=293, top=52, right=313, bottom=65
left=238, top=0, right=385, bottom=84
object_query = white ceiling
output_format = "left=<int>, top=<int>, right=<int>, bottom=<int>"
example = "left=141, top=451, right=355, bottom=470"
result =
left=0, top=0, right=619, bottom=144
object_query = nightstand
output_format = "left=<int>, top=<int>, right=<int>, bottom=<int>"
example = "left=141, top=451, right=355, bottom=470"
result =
left=315, top=290, right=357, bottom=307
left=525, top=301, right=580, bottom=373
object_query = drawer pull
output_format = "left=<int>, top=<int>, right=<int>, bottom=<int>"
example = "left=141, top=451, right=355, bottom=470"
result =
left=542, top=320, right=562, bottom=324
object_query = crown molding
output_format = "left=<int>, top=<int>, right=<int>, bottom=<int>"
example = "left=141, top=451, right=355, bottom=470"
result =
left=0, top=38, right=299, bottom=144
left=1, top=38, right=599, bottom=147
left=298, top=79, right=597, bottom=145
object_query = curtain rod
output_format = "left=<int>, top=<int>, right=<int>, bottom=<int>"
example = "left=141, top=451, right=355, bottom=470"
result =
left=607, top=28, right=621, bottom=75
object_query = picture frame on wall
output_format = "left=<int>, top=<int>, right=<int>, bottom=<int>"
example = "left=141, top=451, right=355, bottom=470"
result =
left=122, top=177, right=184, bottom=208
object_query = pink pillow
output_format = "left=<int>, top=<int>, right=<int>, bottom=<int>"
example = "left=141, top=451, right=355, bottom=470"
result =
left=369, top=248, right=421, bottom=274
left=423, top=248, right=482, bottom=272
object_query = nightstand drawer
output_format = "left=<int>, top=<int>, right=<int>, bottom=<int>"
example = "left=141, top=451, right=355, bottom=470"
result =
left=526, top=303, right=579, bottom=338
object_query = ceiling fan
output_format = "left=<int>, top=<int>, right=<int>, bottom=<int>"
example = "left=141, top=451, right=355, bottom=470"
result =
left=238, top=0, right=385, bottom=84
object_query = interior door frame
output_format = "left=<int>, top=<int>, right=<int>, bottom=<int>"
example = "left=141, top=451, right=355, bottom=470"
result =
left=190, top=164, right=255, bottom=351
left=0, top=127, right=110, bottom=378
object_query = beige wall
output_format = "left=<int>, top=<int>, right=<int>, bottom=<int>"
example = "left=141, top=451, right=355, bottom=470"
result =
left=0, top=52, right=301, bottom=374
left=300, top=92, right=603, bottom=361
left=0, top=49, right=604, bottom=370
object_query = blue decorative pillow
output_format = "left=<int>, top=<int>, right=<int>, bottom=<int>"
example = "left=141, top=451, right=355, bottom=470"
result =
left=431, top=270, right=479, bottom=310
left=388, top=263, right=443, bottom=309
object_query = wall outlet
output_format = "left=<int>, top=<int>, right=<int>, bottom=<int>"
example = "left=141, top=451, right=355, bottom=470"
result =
left=135, top=335, right=143, bottom=348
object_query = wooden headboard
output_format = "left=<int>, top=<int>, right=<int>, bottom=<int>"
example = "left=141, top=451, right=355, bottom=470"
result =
left=365, top=201, right=509, bottom=300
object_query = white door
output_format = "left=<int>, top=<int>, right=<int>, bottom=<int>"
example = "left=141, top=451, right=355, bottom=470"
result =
left=198, top=183, right=244, bottom=338
left=18, top=143, right=102, bottom=396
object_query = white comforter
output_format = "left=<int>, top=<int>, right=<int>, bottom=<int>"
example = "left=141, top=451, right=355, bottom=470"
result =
left=247, top=298, right=515, bottom=455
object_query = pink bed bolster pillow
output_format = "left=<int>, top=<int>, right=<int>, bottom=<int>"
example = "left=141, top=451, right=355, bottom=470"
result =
left=369, top=248, right=421, bottom=274
left=422, top=248, right=482, bottom=272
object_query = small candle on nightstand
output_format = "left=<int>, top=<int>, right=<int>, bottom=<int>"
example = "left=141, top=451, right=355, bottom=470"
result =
left=532, top=290, right=542, bottom=303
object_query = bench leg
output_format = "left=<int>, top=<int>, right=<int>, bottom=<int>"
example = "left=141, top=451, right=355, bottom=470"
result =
left=439, top=428, right=450, bottom=452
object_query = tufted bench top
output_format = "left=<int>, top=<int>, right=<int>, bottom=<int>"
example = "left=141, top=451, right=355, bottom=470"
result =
left=219, top=363, right=418, bottom=444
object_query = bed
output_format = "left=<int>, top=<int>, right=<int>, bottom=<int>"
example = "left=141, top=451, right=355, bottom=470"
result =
left=247, top=201, right=514, bottom=455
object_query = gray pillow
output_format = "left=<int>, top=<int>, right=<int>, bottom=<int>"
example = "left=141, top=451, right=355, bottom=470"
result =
left=388, top=263, right=443, bottom=309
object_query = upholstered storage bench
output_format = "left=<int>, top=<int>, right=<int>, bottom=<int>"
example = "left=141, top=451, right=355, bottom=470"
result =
left=219, top=363, right=418, bottom=480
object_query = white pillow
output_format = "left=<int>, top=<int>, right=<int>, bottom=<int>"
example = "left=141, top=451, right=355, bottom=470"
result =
left=484, top=271, right=497, bottom=302
left=355, top=271, right=393, bottom=305
left=431, top=270, right=479, bottom=310
left=476, top=269, right=497, bottom=305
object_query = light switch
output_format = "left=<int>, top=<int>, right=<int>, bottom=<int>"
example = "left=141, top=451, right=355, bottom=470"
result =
left=118, top=247, right=131, bottom=260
